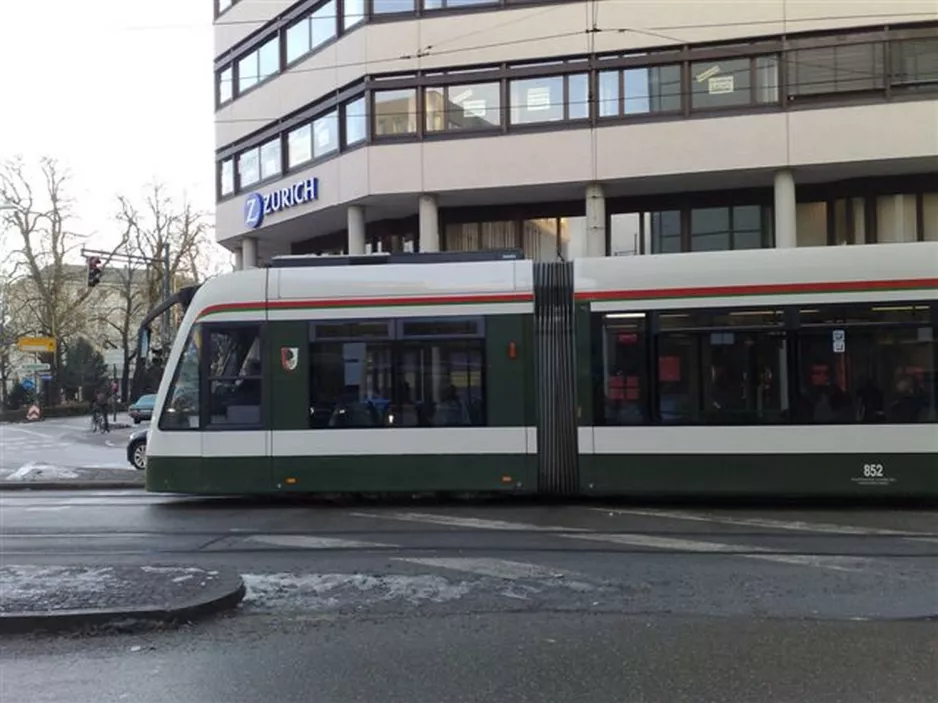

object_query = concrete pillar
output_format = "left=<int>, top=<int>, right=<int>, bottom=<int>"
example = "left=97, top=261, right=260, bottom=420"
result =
left=582, top=183, right=605, bottom=258
left=773, top=169, right=797, bottom=248
left=241, top=236, right=258, bottom=269
left=233, top=246, right=243, bottom=271
left=347, top=205, right=366, bottom=255
left=418, top=194, right=440, bottom=253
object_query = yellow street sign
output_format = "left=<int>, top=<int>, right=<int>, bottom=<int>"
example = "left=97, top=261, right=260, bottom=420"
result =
left=17, top=336, right=56, bottom=353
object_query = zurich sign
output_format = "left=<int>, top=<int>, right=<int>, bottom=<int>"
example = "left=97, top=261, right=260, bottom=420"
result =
left=244, top=176, right=319, bottom=229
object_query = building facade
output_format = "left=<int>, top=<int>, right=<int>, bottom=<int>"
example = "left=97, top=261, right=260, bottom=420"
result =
left=213, top=0, right=938, bottom=265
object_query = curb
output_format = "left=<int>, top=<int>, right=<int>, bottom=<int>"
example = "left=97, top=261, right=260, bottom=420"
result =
left=0, top=575, right=246, bottom=635
left=0, top=480, right=146, bottom=491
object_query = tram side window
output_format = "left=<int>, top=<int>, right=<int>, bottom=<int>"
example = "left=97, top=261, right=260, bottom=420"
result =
left=206, top=324, right=264, bottom=427
left=595, top=313, right=648, bottom=425
left=656, top=309, right=789, bottom=424
left=310, top=320, right=394, bottom=429
left=308, top=317, right=485, bottom=428
left=159, top=325, right=202, bottom=430
left=796, top=304, right=936, bottom=424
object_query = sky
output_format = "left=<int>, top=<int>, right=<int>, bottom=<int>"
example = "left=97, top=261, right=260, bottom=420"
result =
left=0, top=0, right=223, bottom=260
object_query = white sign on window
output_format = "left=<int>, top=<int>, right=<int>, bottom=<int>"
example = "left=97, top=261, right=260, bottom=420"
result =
left=832, top=329, right=846, bottom=353
left=462, top=99, right=486, bottom=118
left=696, top=65, right=721, bottom=83
left=708, top=75, right=735, bottom=94
left=526, top=86, right=551, bottom=111
left=450, top=89, right=473, bottom=104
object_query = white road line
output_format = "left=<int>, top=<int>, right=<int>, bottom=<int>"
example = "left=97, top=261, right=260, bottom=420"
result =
left=363, top=511, right=873, bottom=572
left=23, top=506, right=70, bottom=512
left=564, top=532, right=869, bottom=572
left=247, top=535, right=394, bottom=549
left=589, top=508, right=938, bottom=541
left=394, top=557, right=586, bottom=582
left=0, top=426, right=55, bottom=439
left=350, top=511, right=570, bottom=532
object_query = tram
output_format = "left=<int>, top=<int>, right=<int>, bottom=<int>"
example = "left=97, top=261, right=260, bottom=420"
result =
left=140, top=242, right=938, bottom=497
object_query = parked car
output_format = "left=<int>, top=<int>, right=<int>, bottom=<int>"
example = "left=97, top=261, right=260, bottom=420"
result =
left=127, top=428, right=148, bottom=471
left=128, top=394, right=156, bottom=424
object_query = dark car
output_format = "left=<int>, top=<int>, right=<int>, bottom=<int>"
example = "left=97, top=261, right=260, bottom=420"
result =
left=127, top=428, right=148, bottom=471
left=128, top=394, right=156, bottom=424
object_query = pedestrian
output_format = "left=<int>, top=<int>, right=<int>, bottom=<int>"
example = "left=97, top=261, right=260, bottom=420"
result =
left=94, top=387, right=110, bottom=432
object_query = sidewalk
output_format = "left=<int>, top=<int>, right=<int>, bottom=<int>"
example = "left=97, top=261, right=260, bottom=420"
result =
left=0, top=466, right=145, bottom=490
left=0, top=564, right=245, bottom=633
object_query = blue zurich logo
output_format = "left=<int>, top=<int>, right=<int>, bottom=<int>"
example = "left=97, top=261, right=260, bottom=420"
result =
left=244, top=192, right=264, bottom=229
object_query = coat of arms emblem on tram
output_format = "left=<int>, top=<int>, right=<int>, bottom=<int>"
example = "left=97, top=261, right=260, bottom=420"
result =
left=281, top=347, right=299, bottom=372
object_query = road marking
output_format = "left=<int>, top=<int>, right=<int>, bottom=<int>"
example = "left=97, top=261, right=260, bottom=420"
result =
left=565, top=532, right=869, bottom=572
left=364, top=511, right=873, bottom=572
left=23, top=506, right=70, bottom=512
left=589, top=508, right=938, bottom=544
left=247, top=535, right=394, bottom=549
left=350, top=511, right=569, bottom=532
left=394, top=557, right=587, bottom=582
left=0, top=426, right=55, bottom=439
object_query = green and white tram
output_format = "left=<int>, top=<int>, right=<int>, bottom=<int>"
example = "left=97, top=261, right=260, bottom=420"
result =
left=143, top=242, right=938, bottom=497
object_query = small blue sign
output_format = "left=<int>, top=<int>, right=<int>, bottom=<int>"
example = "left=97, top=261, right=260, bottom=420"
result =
left=40, top=374, right=53, bottom=382
left=21, top=378, right=34, bottom=391
left=243, top=176, right=319, bottom=230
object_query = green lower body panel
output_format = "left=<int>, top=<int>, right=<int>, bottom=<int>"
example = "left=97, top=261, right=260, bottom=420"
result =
left=579, top=453, right=938, bottom=497
left=146, top=454, right=536, bottom=495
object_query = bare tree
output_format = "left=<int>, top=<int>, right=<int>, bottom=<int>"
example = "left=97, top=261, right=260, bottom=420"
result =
left=116, top=181, right=214, bottom=345
left=0, top=156, right=126, bottom=401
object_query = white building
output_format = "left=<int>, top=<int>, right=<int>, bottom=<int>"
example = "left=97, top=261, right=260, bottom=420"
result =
left=213, top=0, right=938, bottom=264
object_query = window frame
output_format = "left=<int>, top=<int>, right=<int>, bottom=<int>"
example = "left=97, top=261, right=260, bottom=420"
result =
left=307, top=316, right=488, bottom=429
left=202, top=321, right=267, bottom=432
left=157, top=324, right=204, bottom=433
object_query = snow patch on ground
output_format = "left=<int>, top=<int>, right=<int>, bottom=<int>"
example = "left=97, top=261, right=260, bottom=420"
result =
left=0, top=565, right=117, bottom=602
left=241, top=572, right=474, bottom=611
left=6, top=464, right=80, bottom=481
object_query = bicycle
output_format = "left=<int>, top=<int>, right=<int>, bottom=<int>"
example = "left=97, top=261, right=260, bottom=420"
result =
left=90, top=408, right=108, bottom=433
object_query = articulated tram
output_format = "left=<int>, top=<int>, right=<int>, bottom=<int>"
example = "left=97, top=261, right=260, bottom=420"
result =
left=142, top=242, right=938, bottom=497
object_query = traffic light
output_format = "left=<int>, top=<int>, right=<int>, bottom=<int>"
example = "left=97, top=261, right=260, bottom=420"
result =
left=87, top=256, right=102, bottom=288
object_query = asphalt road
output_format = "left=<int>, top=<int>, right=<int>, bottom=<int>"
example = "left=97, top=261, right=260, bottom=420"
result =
left=2, top=490, right=937, bottom=702
left=0, top=416, right=136, bottom=474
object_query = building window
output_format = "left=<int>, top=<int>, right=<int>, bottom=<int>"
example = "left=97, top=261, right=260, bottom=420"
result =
left=691, top=58, right=753, bottom=110
left=344, top=97, right=367, bottom=145
left=342, top=0, right=365, bottom=29
left=755, top=55, right=780, bottom=103
left=425, top=0, right=495, bottom=8
left=691, top=205, right=769, bottom=251
left=650, top=210, right=681, bottom=253
left=288, top=124, right=312, bottom=168
left=259, top=138, right=282, bottom=180
left=238, top=148, right=260, bottom=188
left=510, top=75, right=564, bottom=124
left=159, top=325, right=201, bottom=430
left=890, top=37, right=938, bottom=89
left=787, top=41, right=885, bottom=98
left=598, top=70, right=619, bottom=117
left=374, top=89, right=417, bottom=136
left=568, top=73, right=589, bottom=120
left=373, top=0, right=415, bottom=13
left=624, top=65, right=682, bottom=115
left=796, top=304, right=935, bottom=424
left=218, top=67, right=233, bottom=105
left=206, top=325, right=264, bottom=428
left=313, top=109, right=339, bottom=156
left=237, top=37, right=280, bottom=93
left=425, top=82, right=501, bottom=132
left=218, top=0, right=233, bottom=12
left=220, top=159, right=234, bottom=197
left=287, top=0, right=337, bottom=63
